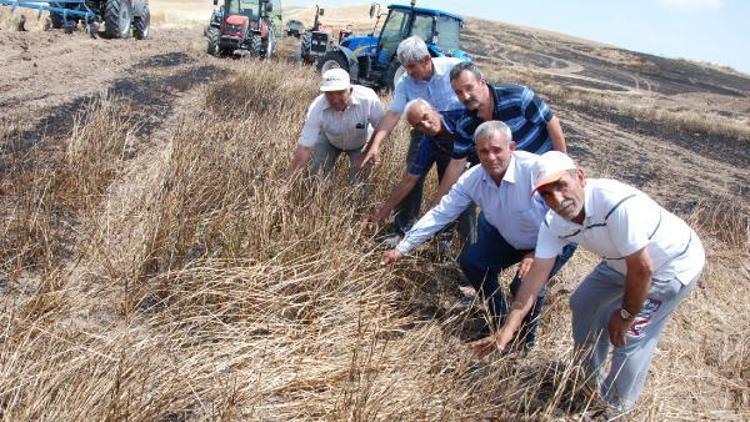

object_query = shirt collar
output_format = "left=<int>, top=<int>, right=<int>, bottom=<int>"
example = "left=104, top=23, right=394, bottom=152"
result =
left=439, top=114, right=456, bottom=137
left=480, top=153, right=517, bottom=186
left=582, top=181, right=594, bottom=224
left=503, top=154, right=517, bottom=184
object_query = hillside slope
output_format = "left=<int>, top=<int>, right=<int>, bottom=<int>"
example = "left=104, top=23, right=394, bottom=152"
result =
left=0, top=5, right=748, bottom=421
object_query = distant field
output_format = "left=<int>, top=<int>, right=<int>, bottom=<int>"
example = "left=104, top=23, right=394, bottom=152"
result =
left=150, top=0, right=214, bottom=26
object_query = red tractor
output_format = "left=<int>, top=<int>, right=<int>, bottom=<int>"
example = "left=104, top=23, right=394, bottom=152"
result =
left=206, top=0, right=281, bottom=58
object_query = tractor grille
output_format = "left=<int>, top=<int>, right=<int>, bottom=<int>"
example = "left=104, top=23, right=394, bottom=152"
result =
left=310, top=32, right=329, bottom=53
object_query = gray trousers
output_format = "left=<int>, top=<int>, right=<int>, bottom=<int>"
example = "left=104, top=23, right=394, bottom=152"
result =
left=570, top=262, right=700, bottom=412
left=310, top=136, right=370, bottom=196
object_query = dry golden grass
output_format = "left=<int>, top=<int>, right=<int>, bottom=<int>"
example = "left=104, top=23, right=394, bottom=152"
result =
left=0, top=44, right=748, bottom=422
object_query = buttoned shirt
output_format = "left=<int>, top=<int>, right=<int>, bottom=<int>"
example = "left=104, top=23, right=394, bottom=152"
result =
left=390, top=57, right=464, bottom=113
left=455, top=83, right=554, bottom=154
left=299, top=85, right=385, bottom=151
left=408, top=109, right=479, bottom=176
left=396, top=151, right=548, bottom=254
left=536, top=178, right=705, bottom=285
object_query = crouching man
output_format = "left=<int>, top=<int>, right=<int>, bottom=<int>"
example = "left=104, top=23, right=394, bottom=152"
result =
left=289, top=68, right=385, bottom=191
left=369, top=99, right=476, bottom=248
left=472, top=151, right=705, bottom=415
left=383, top=121, right=576, bottom=348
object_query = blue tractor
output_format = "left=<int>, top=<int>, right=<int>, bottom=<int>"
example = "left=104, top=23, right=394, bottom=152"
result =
left=317, top=1, right=472, bottom=91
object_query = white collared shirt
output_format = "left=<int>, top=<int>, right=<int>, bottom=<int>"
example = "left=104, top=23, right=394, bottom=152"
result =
left=535, top=178, right=705, bottom=285
left=396, top=151, right=548, bottom=254
left=299, top=85, right=385, bottom=151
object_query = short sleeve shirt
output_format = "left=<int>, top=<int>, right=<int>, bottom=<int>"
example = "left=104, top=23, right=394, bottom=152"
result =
left=535, top=178, right=705, bottom=285
left=390, top=57, right=464, bottom=113
left=456, top=83, right=554, bottom=154
left=299, top=85, right=385, bottom=151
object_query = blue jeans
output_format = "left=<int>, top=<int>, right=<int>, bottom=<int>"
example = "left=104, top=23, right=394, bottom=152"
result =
left=459, top=213, right=577, bottom=347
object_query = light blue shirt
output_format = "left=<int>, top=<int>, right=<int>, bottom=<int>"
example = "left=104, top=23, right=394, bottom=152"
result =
left=396, top=151, right=548, bottom=254
left=390, top=56, right=464, bottom=113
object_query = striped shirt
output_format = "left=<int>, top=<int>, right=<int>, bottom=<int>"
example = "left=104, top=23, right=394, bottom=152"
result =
left=408, top=109, right=478, bottom=176
left=390, top=57, right=464, bottom=113
left=535, top=179, right=705, bottom=285
left=456, top=83, right=554, bottom=154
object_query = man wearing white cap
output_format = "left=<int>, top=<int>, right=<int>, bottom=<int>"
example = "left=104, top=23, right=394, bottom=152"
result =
left=289, top=68, right=385, bottom=187
left=472, top=151, right=706, bottom=415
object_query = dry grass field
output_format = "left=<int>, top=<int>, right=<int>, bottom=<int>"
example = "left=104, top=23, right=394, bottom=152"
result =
left=0, top=3, right=748, bottom=421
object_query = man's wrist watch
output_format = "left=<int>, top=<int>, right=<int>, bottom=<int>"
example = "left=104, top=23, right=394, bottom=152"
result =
left=619, top=307, right=636, bottom=321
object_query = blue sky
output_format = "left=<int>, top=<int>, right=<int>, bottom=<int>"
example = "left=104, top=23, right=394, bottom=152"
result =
left=289, top=0, right=749, bottom=74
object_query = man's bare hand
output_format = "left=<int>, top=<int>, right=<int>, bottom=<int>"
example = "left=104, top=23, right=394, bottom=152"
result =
left=359, top=147, right=381, bottom=170
left=381, top=249, right=403, bottom=266
left=369, top=206, right=392, bottom=225
left=518, top=252, right=535, bottom=279
left=469, top=334, right=504, bottom=359
left=608, top=311, right=634, bottom=348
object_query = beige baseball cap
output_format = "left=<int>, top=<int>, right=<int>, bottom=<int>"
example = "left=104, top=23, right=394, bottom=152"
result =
left=532, top=151, right=577, bottom=193
left=320, top=68, right=351, bottom=92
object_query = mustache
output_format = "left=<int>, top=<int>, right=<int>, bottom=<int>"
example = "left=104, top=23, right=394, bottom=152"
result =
left=559, top=199, right=575, bottom=210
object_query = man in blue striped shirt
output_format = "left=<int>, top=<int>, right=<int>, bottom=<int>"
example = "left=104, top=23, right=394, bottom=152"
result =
left=452, top=62, right=567, bottom=154
left=431, top=62, right=569, bottom=202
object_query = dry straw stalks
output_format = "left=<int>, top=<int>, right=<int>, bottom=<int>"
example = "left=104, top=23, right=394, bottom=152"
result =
left=0, top=58, right=747, bottom=420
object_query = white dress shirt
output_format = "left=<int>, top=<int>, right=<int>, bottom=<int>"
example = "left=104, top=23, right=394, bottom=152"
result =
left=299, top=85, right=385, bottom=151
left=535, top=178, right=705, bottom=285
left=396, top=151, right=548, bottom=254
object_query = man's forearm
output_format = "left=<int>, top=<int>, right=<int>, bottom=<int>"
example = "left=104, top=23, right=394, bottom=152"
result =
left=497, top=258, right=555, bottom=343
left=622, top=264, right=652, bottom=315
left=383, top=173, right=419, bottom=211
left=547, top=117, right=567, bottom=153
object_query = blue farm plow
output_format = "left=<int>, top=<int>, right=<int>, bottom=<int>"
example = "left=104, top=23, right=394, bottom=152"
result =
left=0, top=0, right=151, bottom=39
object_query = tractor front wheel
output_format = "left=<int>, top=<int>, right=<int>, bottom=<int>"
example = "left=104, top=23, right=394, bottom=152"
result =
left=104, top=0, right=132, bottom=39
left=133, top=1, right=150, bottom=40
left=207, top=28, right=221, bottom=56
left=248, top=34, right=264, bottom=57
left=317, top=51, right=349, bottom=74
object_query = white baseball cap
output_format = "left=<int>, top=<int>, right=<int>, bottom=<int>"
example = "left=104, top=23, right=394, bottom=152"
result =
left=320, top=68, right=351, bottom=92
left=532, top=151, right=577, bottom=193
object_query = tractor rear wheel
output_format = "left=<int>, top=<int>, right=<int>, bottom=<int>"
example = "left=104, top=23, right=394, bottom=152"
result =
left=133, top=1, right=150, bottom=40
left=206, top=28, right=221, bottom=56
left=317, top=51, right=349, bottom=74
left=104, top=0, right=132, bottom=39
